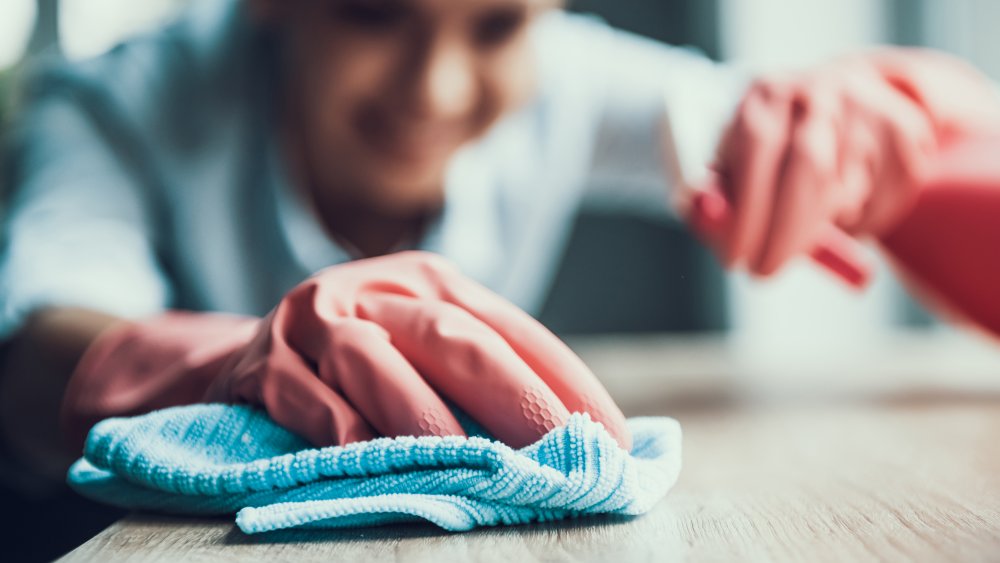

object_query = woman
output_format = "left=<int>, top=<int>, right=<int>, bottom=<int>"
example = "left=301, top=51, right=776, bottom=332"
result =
left=1, top=0, right=998, bottom=477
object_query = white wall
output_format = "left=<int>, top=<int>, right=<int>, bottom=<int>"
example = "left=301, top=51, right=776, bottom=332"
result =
left=920, top=0, right=1000, bottom=80
left=720, top=0, right=888, bottom=72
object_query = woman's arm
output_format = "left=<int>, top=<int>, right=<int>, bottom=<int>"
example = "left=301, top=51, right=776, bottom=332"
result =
left=11, top=253, right=632, bottom=467
left=0, top=65, right=175, bottom=480
left=0, top=307, right=122, bottom=480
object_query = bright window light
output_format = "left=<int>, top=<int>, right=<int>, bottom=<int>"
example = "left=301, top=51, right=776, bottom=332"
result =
left=0, top=0, right=36, bottom=69
left=60, top=0, right=183, bottom=60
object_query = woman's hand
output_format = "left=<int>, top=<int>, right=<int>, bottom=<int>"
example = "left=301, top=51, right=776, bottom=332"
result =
left=710, top=48, right=1000, bottom=276
left=61, top=251, right=630, bottom=451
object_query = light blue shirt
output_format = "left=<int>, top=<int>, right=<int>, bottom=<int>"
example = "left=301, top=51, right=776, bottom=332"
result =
left=0, top=0, right=742, bottom=339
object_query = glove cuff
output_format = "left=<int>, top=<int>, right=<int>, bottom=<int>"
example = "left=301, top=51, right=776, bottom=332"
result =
left=60, top=311, right=259, bottom=451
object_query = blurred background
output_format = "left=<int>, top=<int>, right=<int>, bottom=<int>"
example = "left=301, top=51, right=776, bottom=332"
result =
left=2, top=0, right=1000, bottom=560
left=5, top=0, right=1000, bottom=344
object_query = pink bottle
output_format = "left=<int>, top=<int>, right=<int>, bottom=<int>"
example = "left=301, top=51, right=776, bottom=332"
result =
left=879, top=134, right=1000, bottom=336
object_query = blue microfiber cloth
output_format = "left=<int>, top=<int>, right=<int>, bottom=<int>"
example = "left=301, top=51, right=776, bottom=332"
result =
left=67, top=404, right=682, bottom=534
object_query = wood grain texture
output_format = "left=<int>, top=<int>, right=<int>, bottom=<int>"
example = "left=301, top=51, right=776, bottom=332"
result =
left=60, top=332, right=1000, bottom=562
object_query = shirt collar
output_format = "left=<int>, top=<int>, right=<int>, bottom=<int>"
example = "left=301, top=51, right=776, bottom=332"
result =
left=269, top=135, right=503, bottom=286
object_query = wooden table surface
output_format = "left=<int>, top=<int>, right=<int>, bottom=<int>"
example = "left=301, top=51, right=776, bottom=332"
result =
left=61, top=331, right=1000, bottom=562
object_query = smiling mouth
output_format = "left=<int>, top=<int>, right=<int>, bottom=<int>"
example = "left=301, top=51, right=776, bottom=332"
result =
left=357, top=110, right=466, bottom=165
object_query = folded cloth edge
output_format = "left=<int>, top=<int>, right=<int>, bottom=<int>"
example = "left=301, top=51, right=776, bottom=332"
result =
left=67, top=404, right=683, bottom=533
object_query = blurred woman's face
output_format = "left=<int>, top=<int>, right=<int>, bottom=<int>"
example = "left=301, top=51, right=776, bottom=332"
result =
left=268, top=0, right=557, bottom=216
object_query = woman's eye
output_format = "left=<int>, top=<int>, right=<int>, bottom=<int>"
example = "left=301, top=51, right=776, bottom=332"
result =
left=474, top=10, right=526, bottom=47
left=331, top=1, right=403, bottom=30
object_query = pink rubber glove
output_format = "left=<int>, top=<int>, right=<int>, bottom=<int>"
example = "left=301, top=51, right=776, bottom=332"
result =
left=711, top=48, right=1000, bottom=276
left=61, top=251, right=630, bottom=451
